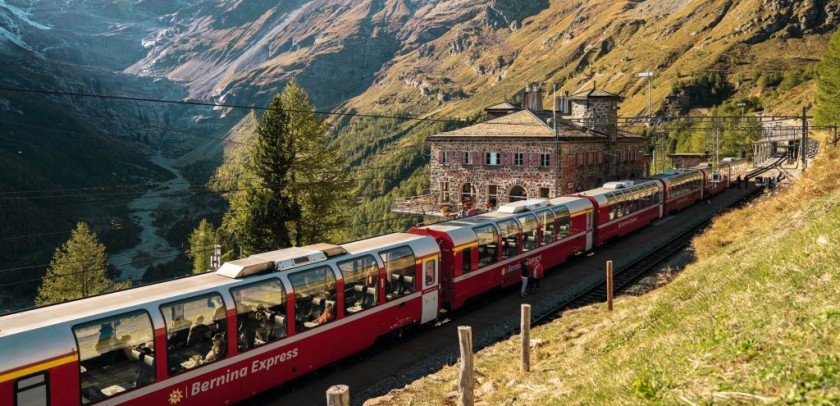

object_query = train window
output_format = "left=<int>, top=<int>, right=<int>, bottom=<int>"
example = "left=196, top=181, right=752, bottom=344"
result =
left=380, top=246, right=416, bottom=301
left=15, top=372, right=48, bottom=406
left=338, top=255, right=380, bottom=315
left=553, top=206, right=571, bottom=238
left=517, top=214, right=538, bottom=252
left=461, top=247, right=473, bottom=274
left=73, top=311, right=155, bottom=404
left=497, top=219, right=520, bottom=260
left=473, top=224, right=499, bottom=268
left=289, top=266, right=338, bottom=331
left=231, top=279, right=286, bottom=352
left=607, top=193, right=617, bottom=220
left=161, top=294, right=228, bottom=376
left=537, top=209, right=556, bottom=245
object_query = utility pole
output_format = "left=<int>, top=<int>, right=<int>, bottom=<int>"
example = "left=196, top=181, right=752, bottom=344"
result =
left=801, top=106, right=808, bottom=171
left=638, top=71, right=654, bottom=119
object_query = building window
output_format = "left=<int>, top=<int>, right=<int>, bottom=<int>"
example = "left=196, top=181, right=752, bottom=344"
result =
left=441, top=150, right=448, bottom=164
left=539, top=188, right=550, bottom=198
left=487, top=185, right=498, bottom=208
left=441, top=182, right=450, bottom=202
left=463, top=152, right=473, bottom=165
left=540, top=153, right=550, bottom=167
left=485, top=152, right=500, bottom=166
left=514, top=153, right=524, bottom=166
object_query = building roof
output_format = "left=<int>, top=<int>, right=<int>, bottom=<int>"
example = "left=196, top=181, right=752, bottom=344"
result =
left=485, top=102, right=517, bottom=110
left=432, top=109, right=642, bottom=140
left=437, top=109, right=591, bottom=138
left=569, top=87, right=623, bottom=100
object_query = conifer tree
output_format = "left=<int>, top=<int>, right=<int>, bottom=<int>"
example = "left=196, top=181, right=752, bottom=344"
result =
left=815, top=28, right=840, bottom=125
left=35, top=222, right=110, bottom=305
left=281, top=81, right=352, bottom=245
left=187, top=219, right=217, bottom=274
left=222, top=95, right=299, bottom=255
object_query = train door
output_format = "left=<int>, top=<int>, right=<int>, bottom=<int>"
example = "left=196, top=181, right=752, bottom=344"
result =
left=421, top=258, right=439, bottom=324
left=585, top=211, right=594, bottom=251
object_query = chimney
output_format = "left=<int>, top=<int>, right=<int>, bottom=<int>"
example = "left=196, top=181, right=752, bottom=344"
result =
left=523, top=82, right=543, bottom=112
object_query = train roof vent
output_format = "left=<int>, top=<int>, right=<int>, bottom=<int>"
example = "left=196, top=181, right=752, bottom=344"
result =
left=602, top=181, right=634, bottom=189
left=217, top=257, right=275, bottom=279
left=497, top=199, right=548, bottom=214
left=273, top=251, right=327, bottom=272
left=305, top=243, right=348, bottom=258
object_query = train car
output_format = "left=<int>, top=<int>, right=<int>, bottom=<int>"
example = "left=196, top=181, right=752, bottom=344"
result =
left=409, top=197, right=593, bottom=310
left=0, top=233, right=440, bottom=406
left=576, top=180, right=663, bottom=246
left=721, top=157, right=750, bottom=178
left=693, top=163, right=729, bottom=196
left=695, top=157, right=751, bottom=196
left=650, top=169, right=704, bottom=214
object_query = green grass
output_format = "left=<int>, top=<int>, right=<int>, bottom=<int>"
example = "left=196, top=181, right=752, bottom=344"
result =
left=366, top=140, right=840, bottom=405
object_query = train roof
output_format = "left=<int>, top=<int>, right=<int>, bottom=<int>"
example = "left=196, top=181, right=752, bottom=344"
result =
left=0, top=272, right=231, bottom=336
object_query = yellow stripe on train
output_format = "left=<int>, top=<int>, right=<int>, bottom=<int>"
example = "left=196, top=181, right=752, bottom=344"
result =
left=0, top=354, right=77, bottom=383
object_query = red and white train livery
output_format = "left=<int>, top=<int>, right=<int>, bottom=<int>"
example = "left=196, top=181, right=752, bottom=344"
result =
left=0, top=162, right=749, bottom=406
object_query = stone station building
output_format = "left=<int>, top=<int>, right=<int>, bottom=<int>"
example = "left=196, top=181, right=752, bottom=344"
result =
left=425, top=84, right=647, bottom=212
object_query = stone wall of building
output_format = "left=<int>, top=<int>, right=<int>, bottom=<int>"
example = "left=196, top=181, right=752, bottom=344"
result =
left=430, top=139, right=560, bottom=209
left=429, top=138, right=646, bottom=205
left=571, top=99, right=618, bottom=137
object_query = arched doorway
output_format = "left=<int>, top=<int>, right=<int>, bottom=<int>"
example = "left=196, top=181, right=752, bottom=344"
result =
left=508, top=185, right=527, bottom=202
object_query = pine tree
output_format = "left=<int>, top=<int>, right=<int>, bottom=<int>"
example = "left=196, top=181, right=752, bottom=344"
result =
left=35, top=222, right=111, bottom=305
left=815, top=28, right=840, bottom=126
left=282, top=81, right=352, bottom=245
left=223, top=95, right=299, bottom=255
left=187, top=219, right=217, bottom=274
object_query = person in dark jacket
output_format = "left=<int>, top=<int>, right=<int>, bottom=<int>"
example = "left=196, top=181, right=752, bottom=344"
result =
left=519, top=260, right=529, bottom=298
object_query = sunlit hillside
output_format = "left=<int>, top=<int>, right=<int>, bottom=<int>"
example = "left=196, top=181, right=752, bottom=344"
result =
left=365, top=135, right=840, bottom=404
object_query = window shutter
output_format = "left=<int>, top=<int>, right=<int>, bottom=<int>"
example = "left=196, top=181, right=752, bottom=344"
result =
left=474, top=151, right=482, bottom=165
left=434, top=150, right=441, bottom=164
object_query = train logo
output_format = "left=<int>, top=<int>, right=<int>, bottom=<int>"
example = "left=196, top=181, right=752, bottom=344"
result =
left=169, top=388, right=184, bottom=405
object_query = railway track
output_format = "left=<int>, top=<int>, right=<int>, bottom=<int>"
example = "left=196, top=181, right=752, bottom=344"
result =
left=247, top=185, right=766, bottom=406
left=533, top=185, right=765, bottom=326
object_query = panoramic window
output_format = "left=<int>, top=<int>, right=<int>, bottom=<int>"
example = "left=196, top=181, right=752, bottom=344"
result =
left=289, top=266, right=337, bottom=331
left=473, top=224, right=499, bottom=268
left=536, top=209, right=556, bottom=245
left=231, top=279, right=286, bottom=352
left=161, top=294, right=227, bottom=375
left=554, top=206, right=571, bottom=239
left=497, top=219, right=521, bottom=260
left=338, top=255, right=380, bottom=315
left=379, top=246, right=416, bottom=301
left=517, top=214, right=538, bottom=252
left=74, top=310, right=155, bottom=404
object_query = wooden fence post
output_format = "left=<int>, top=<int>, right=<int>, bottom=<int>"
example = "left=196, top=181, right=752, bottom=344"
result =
left=521, top=304, right=531, bottom=373
left=326, top=384, right=349, bottom=406
left=458, top=326, right=474, bottom=406
left=606, top=260, right=614, bottom=311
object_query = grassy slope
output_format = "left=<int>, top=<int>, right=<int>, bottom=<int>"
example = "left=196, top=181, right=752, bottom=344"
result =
left=366, top=135, right=839, bottom=405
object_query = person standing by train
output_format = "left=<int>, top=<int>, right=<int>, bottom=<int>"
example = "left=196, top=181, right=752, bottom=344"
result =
left=529, top=260, right=544, bottom=293
left=519, top=260, right=529, bottom=298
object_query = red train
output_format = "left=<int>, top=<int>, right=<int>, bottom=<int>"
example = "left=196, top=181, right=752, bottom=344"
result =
left=0, top=162, right=749, bottom=406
